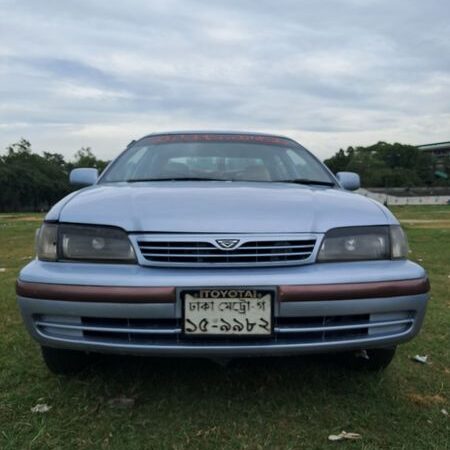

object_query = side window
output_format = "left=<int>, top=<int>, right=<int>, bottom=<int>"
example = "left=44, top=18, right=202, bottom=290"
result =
left=287, top=149, right=308, bottom=167
left=169, top=157, right=218, bottom=171
left=272, top=154, right=290, bottom=179
left=107, top=146, right=149, bottom=180
left=225, top=157, right=264, bottom=171
left=286, top=149, right=321, bottom=179
left=167, top=156, right=267, bottom=172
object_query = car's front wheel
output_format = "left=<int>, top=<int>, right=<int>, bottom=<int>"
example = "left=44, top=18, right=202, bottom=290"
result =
left=346, top=346, right=397, bottom=371
left=41, top=346, right=91, bottom=374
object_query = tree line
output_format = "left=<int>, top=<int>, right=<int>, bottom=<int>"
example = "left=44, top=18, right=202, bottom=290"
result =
left=0, top=139, right=448, bottom=212
left=324, top=141, right=449, bottom=188
left=0, top=139, right=108, bottom=212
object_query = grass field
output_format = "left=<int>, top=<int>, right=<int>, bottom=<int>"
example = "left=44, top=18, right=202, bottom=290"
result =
left=0, top=206, right=449, bottom=449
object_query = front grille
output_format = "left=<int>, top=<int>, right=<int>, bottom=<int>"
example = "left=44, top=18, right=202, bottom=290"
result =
left=136, top=236, right=317, bottom=267
left=34, top=312, right=414, bottom=347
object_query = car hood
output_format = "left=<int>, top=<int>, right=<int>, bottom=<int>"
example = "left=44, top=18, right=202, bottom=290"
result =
left=50, top=181, right=395, bottom=233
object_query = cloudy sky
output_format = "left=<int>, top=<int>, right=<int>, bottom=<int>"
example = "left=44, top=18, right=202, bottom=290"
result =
left=1, top=0, right=449, bottom=161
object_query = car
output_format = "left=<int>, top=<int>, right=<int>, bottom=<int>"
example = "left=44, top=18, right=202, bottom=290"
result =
left=16, top=131, right=430, bottom=374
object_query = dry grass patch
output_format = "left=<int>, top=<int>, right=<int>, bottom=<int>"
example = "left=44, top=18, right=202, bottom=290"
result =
left=407, top=393, right=447, bottom=407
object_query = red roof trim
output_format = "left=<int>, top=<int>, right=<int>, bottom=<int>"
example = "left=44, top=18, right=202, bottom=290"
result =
left=146, top=133, right=293, bottom=146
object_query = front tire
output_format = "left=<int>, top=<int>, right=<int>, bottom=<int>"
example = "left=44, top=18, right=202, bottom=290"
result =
left=41, top=346, right=91, bottom=374
left=346, top=346, right=397, bottom=371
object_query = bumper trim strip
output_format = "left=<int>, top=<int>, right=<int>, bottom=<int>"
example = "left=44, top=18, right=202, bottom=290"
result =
left=17, top=277, right=429, bottom=303
left=279, top=277, right=429, bottom=302
left=16, top=281, right=175, bottom=303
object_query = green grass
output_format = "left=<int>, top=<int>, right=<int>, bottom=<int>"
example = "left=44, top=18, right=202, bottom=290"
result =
left=0, top=207, right=449, bottom=449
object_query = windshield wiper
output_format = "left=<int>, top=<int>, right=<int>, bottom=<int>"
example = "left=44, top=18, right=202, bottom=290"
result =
left=277, top=178, right=335, bottom=186
left=126, top=177, right=228, bottom=182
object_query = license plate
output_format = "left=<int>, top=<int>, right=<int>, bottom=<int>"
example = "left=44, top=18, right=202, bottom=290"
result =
left=183, top=289, right=273, bottom=336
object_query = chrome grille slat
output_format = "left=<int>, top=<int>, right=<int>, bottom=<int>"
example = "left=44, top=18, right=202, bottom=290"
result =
left=240, top=245, right=315, bottom=250
left=140, top=246, right=214, bottom=250
left=275, top=318, right=413, bottom=334
left=140, top=251, right=313, bottom=258
left=35, top=320, right=181, bottom=335
left=138, top=244, right=315, bottom=251
left=135, top=235, right=318, bottom=267
left=34, top=312, right=415, bottom=345
left=241, top=242, right=315, bottom=247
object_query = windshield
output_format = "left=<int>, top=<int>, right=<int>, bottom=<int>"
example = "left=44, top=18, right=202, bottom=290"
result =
left=100, top=134, right=335, bottom=185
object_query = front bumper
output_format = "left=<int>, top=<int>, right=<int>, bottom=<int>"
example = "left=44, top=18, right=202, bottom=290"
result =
left=17, top=259, right=430, bottom=357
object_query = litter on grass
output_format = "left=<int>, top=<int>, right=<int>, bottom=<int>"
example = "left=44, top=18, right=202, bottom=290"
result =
left=0, top=268, right=6, bottom=272
left=412, top=355, right=429, bottom=364
left=442, top=409, right=448, bottom=417
left=31, top=403, right=51, bottom=413
left=107, top=397, right=135, bottom=408
left=328, top=431, right=361, bottom=441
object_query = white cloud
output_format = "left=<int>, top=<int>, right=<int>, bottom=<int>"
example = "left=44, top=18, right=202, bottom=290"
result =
left=0, top=0, right=449, bottom=160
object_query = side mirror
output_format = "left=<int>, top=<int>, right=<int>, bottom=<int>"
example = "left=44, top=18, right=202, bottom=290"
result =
left=336, top=171, right=360, bottom=191
left=70, top=168, right=98, bottom=186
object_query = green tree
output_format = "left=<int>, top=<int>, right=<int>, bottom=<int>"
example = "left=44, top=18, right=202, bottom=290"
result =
left=0, top=140, right=109, bottom=212
left=324, top=141, right=440, bottom=188
left=71, top=147, right=108, bottom=172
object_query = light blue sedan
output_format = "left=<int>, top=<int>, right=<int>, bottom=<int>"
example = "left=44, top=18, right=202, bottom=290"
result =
left=17, top=132, right=430, bottom=373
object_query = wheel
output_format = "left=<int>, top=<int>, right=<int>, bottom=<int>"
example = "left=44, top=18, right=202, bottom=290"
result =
left=345, top=346, right=397, bottom=371
left=41, top=346, right=91, bottom=374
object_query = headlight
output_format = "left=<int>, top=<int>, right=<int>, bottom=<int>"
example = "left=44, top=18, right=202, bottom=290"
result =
left=390, top=225, right=409, bottom=258
left=36, top=223, right=136, bottom=263
left=317, top=225, right=408, bottom=262
left=36, top=223, right=58, bottom=261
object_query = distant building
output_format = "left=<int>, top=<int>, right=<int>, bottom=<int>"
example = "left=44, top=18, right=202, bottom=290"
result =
left=417, top=141, right=449, bottom=179
left=417, top=141, right=450, bottom=159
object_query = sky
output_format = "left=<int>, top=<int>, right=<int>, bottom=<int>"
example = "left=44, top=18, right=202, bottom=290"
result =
left=1, top=0, right=450, bottom=161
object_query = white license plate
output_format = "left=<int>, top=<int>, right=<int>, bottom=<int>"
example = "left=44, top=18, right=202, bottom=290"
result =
left=183, top=289, right=273, bottom=336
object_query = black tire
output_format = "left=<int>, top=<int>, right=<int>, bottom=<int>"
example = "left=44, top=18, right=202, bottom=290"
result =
left=41, top=346, right=91, bottom=375
left=345, top=346, right=397, bottom=371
